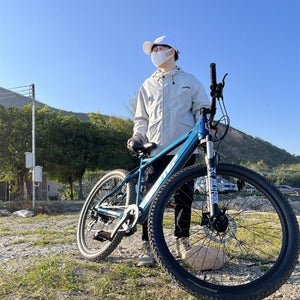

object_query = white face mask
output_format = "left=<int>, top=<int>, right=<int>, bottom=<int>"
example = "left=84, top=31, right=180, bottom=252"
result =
left=151, top=48, right=172, bottom=67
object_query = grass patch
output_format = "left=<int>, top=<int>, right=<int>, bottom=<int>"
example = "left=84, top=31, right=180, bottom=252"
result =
left=31, top=236, right=76, bottom=247
left=0, top=230, right=30, bottom=237
left=29, top=228, right=76, bottom=247
left=0, top=257, right=80, bottom=299
left=0, top=256, right=195, bottom=300
left=5, top=238, right=30, bottom=246
left=0, top=226, right=10, bottom=236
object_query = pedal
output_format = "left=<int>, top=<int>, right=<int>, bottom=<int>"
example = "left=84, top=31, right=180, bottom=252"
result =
left=93, top=230, right=112, bottom=242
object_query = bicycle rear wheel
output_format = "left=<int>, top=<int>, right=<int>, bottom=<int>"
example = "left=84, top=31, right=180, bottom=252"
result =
left=77, top=169, right=135, bottom=261
left=148, top=163, right=299, bottom=300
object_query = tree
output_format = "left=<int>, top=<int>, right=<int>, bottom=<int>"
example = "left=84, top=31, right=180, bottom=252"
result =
left=89, top=112, right=136, bottom=170
left=0, top=105, right=136, bottom=201
left=37, top=112, right=106, bottom=199
left=0, top=105, right=32, bottom=200
left=126, top=90, right=138, bottom=118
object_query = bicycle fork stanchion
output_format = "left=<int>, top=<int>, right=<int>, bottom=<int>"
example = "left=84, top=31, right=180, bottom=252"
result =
left=203, top=134, right=229, bottom=233
left=204, top=134, right=219, bottom=217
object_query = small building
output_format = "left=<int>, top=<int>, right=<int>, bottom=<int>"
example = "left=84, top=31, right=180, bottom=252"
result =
left=25, top=175, right=58, bottom=201
left=0, top=176, right=58, bottom=202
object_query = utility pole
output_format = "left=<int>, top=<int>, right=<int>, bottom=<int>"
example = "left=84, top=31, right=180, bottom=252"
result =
left=25, top=84, right=42, bottom=212
left=31, top=83, right=36, bottom=211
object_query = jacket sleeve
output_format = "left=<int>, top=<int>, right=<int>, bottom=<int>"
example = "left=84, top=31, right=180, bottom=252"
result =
left=192, top=80, right=210, bottom=124
left=133, top=86, right=149, bottom=143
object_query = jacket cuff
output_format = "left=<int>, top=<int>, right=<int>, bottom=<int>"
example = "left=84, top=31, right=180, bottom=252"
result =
left=133, top=134, right=146, bottom=143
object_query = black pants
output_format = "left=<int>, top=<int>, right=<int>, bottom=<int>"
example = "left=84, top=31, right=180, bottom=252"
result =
left=142, top=154, right=196, bottom=241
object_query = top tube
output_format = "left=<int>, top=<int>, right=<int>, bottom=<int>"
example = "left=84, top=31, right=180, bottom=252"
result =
left=142, top=107, right=210, bottom=167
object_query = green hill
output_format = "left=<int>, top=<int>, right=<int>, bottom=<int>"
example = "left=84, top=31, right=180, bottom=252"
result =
left=208, top=124, right=300, bottom=167
left=1, top=86, right=299, bottom=168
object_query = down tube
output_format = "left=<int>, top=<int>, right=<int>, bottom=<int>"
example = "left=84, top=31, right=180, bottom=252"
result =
left=138, top=130, right=201, bottom=225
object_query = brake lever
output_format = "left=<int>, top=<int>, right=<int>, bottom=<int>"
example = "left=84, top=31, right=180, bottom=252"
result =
left=222, top=73, right=228, bottom=87
left=212, top=73, right=228, bottom=100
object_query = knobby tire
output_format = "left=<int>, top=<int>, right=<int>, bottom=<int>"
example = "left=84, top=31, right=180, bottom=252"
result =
left=77, top=169, right=135, bottom=261
left=148, top=163, right=299, bottom=300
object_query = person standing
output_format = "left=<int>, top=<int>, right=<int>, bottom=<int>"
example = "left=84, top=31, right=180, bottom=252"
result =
left=127, top=36, right=210, bottom=266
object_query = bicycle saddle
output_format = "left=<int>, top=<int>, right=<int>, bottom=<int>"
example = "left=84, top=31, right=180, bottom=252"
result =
left=130, top=140, right=157, bottom=155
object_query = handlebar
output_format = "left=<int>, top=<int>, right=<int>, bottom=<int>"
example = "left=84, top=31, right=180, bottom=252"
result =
left=210, top=63, right=217, bottom=91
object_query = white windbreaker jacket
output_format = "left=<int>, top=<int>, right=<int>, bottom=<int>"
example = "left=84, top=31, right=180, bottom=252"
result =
left=133, top=67, right=210, bottom=156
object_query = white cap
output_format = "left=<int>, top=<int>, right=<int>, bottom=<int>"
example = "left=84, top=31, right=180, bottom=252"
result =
left=143, top=36, right=177, bottom=55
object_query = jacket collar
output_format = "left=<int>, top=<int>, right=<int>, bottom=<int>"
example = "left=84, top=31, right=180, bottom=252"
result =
left=152, top=66, right=182, bottom=80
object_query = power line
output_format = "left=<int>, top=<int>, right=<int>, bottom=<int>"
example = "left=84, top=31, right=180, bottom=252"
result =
left=0, top=95, right=27, bottom=101
left=0, top=85, right=33, bottom=100
left=9, top=85, right=31, bottom=90
left=0, top=91, right=31, bottom=97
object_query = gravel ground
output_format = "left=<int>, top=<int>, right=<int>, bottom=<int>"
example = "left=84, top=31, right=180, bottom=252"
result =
left=0, top=211, right=299, bottom=299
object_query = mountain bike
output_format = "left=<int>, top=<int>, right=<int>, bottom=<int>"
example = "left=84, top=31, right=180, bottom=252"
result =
left=77, top=63, right=299, bottom=299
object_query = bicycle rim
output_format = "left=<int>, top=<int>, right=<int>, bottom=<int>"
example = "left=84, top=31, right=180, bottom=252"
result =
left=77, top=169, right=134, bottom=261
left=148, top=163, right=299, bottom=299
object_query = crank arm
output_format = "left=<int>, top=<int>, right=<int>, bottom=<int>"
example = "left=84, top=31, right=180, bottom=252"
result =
left=94, top=205, right=139, bottom=241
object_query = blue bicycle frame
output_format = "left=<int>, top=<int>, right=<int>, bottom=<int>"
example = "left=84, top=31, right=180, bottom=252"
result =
left=94, top=107, right=218, bottom=227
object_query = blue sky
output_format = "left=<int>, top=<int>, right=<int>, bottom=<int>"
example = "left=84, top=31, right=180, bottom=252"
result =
left=0, top=0, right=299, bottom=156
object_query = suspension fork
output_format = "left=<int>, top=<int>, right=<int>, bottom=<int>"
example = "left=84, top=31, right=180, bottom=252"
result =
left=204, top=134, right=220, bottom=217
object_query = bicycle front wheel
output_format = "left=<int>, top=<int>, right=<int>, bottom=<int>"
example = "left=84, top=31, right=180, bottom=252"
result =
left=77, top=169, right=135, bottom=261
left=148, top=163, right=299, bottom=300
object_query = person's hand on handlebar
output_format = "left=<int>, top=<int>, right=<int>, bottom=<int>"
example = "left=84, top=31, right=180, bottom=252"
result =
left=127, top=137, right=142, bottom=151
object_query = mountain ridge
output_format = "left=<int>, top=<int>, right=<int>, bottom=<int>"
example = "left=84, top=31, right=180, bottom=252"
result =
left=0, top=86, right=109, bottom=121
left=1, top=86, right=299, bottom=167
left=213, top=125, right=299, bottom=167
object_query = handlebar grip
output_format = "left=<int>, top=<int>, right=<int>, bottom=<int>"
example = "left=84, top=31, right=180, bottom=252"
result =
left=210, top=63, right=217, bottom=88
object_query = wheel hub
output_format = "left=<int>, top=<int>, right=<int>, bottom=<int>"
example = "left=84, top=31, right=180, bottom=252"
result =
left=203, top=215, right=237, bottom=243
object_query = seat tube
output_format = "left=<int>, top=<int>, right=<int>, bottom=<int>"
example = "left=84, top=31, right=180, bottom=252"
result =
left=136, top=158, right=146, bottom=205
left=205, top=134, right=219, bottom=217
